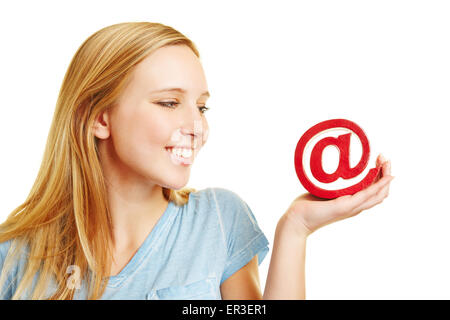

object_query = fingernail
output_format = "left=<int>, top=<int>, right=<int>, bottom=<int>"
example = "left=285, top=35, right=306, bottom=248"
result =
left=380, top=154, right=386, bottom=162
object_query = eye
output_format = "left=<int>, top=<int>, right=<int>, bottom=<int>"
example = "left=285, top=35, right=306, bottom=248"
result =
left=157, top=101, right=179, bottom=108
left=157, top=101, right=210, bottom=114
left=199, top=106, right=210, bottom=114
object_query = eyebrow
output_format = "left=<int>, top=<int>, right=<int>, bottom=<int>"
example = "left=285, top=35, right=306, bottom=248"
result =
left=150, top=87, right=210, bottom=98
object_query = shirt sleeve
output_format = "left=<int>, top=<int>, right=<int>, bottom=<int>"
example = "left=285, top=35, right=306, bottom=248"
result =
left=210, top=188, right=270, bottom=285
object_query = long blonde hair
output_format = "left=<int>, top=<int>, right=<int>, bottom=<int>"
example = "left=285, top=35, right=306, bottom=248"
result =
left=0, top=22, right=199, bottom=299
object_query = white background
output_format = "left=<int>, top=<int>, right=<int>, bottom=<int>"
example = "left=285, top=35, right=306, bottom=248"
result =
left=1, top=0, right=449, bottom=299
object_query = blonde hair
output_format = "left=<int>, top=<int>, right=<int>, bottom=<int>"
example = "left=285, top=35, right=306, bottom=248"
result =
left=0, top=22, right=200, bottom=299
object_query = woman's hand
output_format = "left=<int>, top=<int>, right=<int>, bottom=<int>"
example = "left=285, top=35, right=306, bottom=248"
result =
left=283, top=154, right=394, bottom=238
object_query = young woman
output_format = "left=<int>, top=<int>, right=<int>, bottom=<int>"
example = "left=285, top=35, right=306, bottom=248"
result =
left=0, top=22, right=393, bottom=300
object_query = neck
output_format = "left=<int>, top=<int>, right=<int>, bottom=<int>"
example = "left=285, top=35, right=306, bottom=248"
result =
left=106, top=178, right=169, bottom=248
left=97, top=140, right=170, bottom=251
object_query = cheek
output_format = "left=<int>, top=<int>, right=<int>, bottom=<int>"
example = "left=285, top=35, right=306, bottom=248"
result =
left=112, top=106, right=171, bottom=160
left=201, top=120, right=210, bottom=146
left=133, top=114, right=171, bottom=151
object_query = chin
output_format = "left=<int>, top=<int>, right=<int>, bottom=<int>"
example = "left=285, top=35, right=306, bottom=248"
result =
left=159, top=177, right=190, bottom=191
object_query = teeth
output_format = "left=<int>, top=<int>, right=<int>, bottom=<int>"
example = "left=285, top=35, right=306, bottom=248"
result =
left=181, top=149, right=192, bottom=158
left=168, top=147, right=192, bottom=158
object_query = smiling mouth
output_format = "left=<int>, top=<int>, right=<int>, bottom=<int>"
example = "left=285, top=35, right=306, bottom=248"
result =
left=165, top=147, right=194, bottom=165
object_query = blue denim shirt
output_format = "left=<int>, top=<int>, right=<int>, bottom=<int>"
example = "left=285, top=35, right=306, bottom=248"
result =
left=0, top=187, right=270, bottom=299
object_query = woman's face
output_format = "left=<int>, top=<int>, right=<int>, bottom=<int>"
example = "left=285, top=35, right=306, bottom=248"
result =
left=95, top=44, right=210, bottom=190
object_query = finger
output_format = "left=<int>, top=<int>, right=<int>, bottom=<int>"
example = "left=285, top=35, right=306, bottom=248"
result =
left=374, top=154, right=388, bottom=183
left=352, top=178, right=392, bottom=215
left=338, top=175, right=394, bottom=214
left=375, top=159, right=391, bottom=183
left=359, top=182, right=390, bottom=213
left=384, top=159, right=392, bottom=177
left=376, top=154, right=385, bottom=168
left=358, top=174, right=393, bottom=202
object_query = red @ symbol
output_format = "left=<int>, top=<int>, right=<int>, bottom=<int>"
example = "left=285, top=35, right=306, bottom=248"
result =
left=294, top=119, right=381, bottom=199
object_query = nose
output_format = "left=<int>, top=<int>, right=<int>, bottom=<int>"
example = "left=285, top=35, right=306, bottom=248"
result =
left=180, top=120, right=205, bottom=149
left=176, top=103, right=209, bottom=148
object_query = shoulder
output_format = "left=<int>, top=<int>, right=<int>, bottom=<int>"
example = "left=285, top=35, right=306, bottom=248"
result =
left=0, top=239, right=13, bottom=260
left=0, top=238, right=28, bottom=270
left=187, top=187, right=266, bottom=239
left=195, top=187, right=249, bottom=210
left=186, top=187, right=258, bottom=230
left=208, top=187, right=244, bottom=203
left=187, top=187, right=245, bottom=211
left=198, top=187, right=262, bottom=232
left=0, top=238, right=29, bottom=268
left=0, top=239, right=27, bottom=299
left=189, top=187, right=252, bottom=219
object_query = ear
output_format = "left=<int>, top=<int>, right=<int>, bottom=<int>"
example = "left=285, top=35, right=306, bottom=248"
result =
left=93, top=110, right=111, bottom=140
